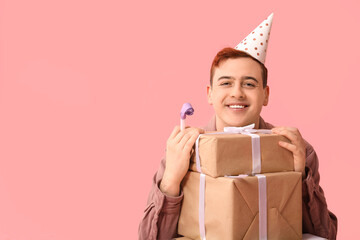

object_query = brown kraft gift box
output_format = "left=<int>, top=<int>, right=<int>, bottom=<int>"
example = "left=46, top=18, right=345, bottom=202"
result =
left=190, top=133, right=294, bottom=177
left=178, top=171, right=302, bottom=240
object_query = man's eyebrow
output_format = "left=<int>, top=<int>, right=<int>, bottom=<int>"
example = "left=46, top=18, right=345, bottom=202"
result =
left=217, top=76, right=259, bottom=82
left=217, top=76, right=234, bottom=81
left=242, top=76, right=259, bottom=83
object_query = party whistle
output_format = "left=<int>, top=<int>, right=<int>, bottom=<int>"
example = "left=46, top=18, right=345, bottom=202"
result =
left=180, top=103, right=194, bottom=131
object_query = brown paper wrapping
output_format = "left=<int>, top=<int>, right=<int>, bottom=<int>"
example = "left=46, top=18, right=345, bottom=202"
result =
left=190, top=133, right=294, bottom=177
left=178, top=171, right=302, bottom=240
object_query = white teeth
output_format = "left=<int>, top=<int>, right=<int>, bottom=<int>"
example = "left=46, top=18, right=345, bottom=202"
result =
left=229, top=105, right=245, bottom=109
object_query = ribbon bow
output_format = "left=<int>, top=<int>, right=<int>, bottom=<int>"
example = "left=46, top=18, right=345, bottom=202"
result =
left=222, top=123, right=272, bottom=176
left=224, top=123, right=272, bottom=134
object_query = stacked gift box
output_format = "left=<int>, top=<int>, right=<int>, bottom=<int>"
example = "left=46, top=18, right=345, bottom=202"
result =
left=177, top=127, right=303, bottom=240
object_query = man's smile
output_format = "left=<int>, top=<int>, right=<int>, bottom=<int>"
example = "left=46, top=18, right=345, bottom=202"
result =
left=226, top=103, right=250, bottom=111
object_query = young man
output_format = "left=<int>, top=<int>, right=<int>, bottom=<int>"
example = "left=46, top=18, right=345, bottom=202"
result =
left=139, top=14, right=337, bottom=240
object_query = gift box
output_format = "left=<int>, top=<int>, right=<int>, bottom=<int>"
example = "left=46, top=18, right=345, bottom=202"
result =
left=190, top=132, right=294, bottom=177
left=178, top=171, right=302, bottom=240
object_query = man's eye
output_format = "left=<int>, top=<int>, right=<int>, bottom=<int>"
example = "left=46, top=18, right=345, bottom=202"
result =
left=243, top=82, right=257, bottom=88
left=220, top=82, right=230, bottom=86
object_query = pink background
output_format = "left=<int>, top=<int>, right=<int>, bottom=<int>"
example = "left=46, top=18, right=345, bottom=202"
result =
left=0, top=0, right=358, bottom=239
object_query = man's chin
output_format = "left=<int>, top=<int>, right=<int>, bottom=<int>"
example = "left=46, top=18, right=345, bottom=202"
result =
left=224, top=113, right=254, bottom=126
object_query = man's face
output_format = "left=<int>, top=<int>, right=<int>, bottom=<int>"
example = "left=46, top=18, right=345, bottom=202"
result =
left=207, top=57, right=269, bottom=131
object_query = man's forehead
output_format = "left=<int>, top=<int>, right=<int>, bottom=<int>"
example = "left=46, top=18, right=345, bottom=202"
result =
left=214, top=58, right=262, bottom=77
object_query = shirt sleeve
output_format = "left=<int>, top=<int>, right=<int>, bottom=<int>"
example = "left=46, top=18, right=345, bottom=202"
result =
left=138, top=156, right=184, bottom=240
left=302, top=143, right=338, bottom=240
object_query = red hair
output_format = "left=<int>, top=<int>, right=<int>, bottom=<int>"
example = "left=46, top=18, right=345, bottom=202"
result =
left=210, top=47, right=268, bottom=88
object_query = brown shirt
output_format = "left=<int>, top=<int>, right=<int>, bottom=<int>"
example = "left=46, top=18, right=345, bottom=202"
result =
left=138, top=116, right=338, bottom=240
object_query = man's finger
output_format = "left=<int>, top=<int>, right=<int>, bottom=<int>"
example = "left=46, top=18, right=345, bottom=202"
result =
left=169, top=126, right=181, bottom=140
left=178, top=131, right=195, bottom=149
left=278, top=141, right=297, bottom=153
left=273, top=127, right=300, bottom=135
left=183, top=132, right=200, bottom=152
left=273, top=128, right=299, bottom=144
left=196, top=128, right=205, bottom=134
left=173, top=128, right=188, bottom=143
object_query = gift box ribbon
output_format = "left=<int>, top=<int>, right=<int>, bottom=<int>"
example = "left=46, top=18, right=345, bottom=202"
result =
left=198, top=173, right=268, bottom=240
left=195, top=124, right=271, bottom=240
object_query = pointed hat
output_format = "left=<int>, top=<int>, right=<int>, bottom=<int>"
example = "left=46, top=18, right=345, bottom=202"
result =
left=234, top=13, right=274, bottom=64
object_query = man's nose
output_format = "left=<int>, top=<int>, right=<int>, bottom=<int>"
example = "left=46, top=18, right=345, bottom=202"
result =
left=230, top=83, right=245, bottom=98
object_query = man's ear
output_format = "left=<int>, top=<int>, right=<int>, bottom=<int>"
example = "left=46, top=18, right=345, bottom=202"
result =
left=207, top=85, right=213, bottom=105
left=263, top=85, right=270, bottom=106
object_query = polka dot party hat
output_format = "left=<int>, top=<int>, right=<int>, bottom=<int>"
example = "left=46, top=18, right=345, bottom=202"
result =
left=235, top=13, right=274, bottom=64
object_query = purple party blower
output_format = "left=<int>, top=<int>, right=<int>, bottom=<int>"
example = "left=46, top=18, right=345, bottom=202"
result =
left=180, top=103, right=194, bottom=130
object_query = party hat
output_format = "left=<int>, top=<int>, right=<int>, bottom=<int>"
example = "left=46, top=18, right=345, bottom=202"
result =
left=234, top=13, right=274, bottom=64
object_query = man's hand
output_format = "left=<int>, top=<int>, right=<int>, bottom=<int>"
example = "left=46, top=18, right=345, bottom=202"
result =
left=160, top=126, right=204, bottom=197
left=271, top=127, right=306, bottom=178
